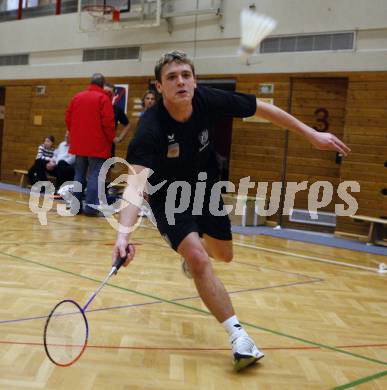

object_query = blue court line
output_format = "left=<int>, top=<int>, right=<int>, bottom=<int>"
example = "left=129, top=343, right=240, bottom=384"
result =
left=2, top=187, right=387, bottom=386
left=234, top=260, right=324, bottom=280
left=1, top=250, right=386, bottom=368
left=0, top=278, right=322, bottom=325
left=0, top=224, right=323, bottom=281
left=0, top=193, right=337, bottom=281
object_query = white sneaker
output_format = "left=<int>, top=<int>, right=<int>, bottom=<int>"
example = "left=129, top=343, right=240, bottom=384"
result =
left=96, top=203, right=118, bottom=216
left=181, top=257, right=193, bottom=279
left=231, top=333, right=264, bottom=371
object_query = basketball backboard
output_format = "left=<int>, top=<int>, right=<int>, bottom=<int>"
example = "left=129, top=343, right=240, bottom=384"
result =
left=79, top=0, right=161, bottom=32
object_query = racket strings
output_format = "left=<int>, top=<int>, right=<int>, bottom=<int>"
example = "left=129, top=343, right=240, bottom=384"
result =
left=44, top=300, right=88, bottom=366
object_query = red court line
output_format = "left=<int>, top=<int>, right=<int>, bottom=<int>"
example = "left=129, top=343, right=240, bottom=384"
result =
left=1, top=340, right=386, bottom=351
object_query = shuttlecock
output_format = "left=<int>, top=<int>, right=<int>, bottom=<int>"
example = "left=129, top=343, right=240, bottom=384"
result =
left=239, top=9, right=277, bottom=61
left=378, top=263, right=387, bottom=274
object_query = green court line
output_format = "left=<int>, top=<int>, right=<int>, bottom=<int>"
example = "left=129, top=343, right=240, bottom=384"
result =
left=1, top=250, right=386, bottom=368
left=332, top=370, right=387, bottom=389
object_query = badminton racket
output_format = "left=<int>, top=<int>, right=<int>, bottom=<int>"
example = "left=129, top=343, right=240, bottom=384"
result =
left=43, top=248, right=130, bottom=367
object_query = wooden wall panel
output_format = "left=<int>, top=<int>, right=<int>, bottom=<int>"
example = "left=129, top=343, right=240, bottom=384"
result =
left=232, top=75, right=288, bottom=223
left=281, top=78, right=348, bottom=232
left=1, top=85, right=33, bottom=180
left=0, top=87, right=5, bottom=178
left=337, top=75, right=387, bottom=236
left=232, top=73, right=386, bottom=237
left=1, top=71, right=386, bottom=239
left=0, top=76, right=150, bottom=184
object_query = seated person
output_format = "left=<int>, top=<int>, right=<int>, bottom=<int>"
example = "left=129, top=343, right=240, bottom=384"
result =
left=28, top=135, right=55, bottom=185
left=46, top=131, right=75, bottom=190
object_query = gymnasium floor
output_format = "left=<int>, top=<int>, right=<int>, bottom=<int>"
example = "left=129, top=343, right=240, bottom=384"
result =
left=0, top=188, right=386, bottom=389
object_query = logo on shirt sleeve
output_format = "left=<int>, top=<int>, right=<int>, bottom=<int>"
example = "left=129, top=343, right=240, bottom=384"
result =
left=198, top=129, right=209, bottom=152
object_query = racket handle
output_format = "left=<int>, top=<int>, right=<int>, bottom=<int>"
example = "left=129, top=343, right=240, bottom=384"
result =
left=113, top=245, right=130, bottom=273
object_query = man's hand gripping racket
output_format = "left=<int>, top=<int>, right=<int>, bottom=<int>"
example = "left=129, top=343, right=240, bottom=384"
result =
left=113, top=240, right=135, bottom=268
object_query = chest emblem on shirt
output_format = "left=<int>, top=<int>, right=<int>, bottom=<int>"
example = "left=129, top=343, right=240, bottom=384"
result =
left=198, top=129, right=209, bottom=152
left=167, top=142, right=180, bottom=158
left=166, top=134, right=179, bottom=158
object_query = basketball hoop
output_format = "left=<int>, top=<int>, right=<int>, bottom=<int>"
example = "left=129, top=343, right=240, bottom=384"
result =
left=112, top=8, right=120, bottom=22
left=82, top=4, right=120, bottom=23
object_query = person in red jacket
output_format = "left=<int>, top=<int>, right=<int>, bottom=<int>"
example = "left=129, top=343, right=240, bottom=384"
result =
left=65, top=73, right=115, bottom=216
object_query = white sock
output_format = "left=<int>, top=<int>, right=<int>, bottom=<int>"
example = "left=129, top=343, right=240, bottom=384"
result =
left=222, top=315, right=247, bottom=338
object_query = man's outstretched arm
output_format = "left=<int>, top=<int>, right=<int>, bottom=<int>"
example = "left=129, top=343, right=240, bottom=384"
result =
left=255, top=99, right=351, bottom=156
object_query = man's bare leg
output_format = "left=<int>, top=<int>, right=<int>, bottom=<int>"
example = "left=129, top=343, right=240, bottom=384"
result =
left=180, top=234, right=232, bottom=278
left=177, top=232, right=264, bottom=370
left=201, top=234, right=233, bottom=262
left=177, top=232, right=234, bottom=322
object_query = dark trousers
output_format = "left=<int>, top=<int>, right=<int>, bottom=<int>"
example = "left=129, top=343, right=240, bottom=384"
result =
left=28, top=159, right=51, bottom=185
left=55, top=160, right=75, bottom=189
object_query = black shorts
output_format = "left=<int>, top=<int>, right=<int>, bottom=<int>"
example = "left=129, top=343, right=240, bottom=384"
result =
left=153, top=207, right=232, bottom=251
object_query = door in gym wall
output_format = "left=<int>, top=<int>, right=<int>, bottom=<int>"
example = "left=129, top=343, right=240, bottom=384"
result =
left=0, top=87, right=5, bottom=179
left=284, top=77, right=348, bottom=232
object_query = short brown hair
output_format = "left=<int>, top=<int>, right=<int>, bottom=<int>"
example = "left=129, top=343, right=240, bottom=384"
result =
left=154, top=51, right=195, bottom=82
left=45, top=135, right=55, bottom=143
left=141, top=89, right=156, bottom=107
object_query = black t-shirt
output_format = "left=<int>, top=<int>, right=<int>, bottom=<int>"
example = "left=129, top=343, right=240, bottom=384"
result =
left=126, top=86, right=256, bottom=208
left=114, top=105, right=129, bottom=129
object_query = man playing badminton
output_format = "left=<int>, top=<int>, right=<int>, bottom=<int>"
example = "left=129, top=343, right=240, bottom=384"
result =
left=113, top=50, right=350, bottom=371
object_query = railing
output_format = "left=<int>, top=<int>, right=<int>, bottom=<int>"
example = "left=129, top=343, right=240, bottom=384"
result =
left=0, top=0, right=77, bottom=22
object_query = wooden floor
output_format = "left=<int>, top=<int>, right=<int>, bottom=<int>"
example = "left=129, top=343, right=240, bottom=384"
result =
left=0, top=189, right=386, bottom=390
